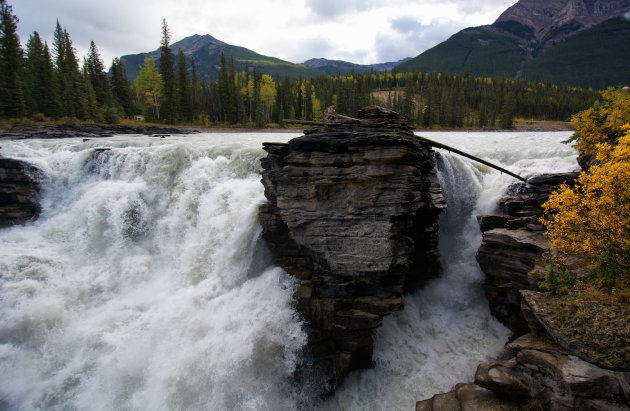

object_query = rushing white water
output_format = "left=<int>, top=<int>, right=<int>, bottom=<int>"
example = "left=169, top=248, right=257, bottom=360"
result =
left=0, top=131, right=578, bottom=410
left=322, top=131, right=579, bottom=410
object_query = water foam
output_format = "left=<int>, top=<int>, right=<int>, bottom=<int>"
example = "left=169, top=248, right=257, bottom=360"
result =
left=322, top=131, right=577, bottom=409
left=1, top=131, right=577, bottom=410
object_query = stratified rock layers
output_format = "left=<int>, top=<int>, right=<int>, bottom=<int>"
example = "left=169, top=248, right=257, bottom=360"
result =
left=259, top=107, right=445, bottom=390
left=0, top=156, right=41, bottom=227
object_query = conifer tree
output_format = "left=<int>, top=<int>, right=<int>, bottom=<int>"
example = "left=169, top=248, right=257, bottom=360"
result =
left=86, top=41, right=108, bottom=106
left=252, top=70, right=264, bottom=127
left=217, top=51, right=230, bottom=122
left=0, top=0, right=26, bottom=117
left=228, top=56, right=238, bottom=123
left=82, top=59, right=99, bottom=120
left=53, top=21, right=86, bottom=118
left=110, top=57, right=134, bottom=116
left=176, top=49, right=191, bottom=122
left=159, top=19, right=176, bottom=123
left=25, top=31, right=59, bottom=116
left=190, top=57, right=201, bottom=119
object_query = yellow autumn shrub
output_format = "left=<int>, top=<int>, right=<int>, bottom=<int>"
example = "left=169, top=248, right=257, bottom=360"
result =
left=541, top=127, right=630, bottom=289
left=569, top=87, right=630, bottom=156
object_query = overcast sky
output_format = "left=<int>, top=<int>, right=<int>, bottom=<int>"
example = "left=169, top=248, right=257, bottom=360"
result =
left=13, top=0, right=516, bottom=68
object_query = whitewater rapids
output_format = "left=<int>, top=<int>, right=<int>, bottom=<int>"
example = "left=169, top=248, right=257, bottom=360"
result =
left=0, top=131, right=578, bottom=410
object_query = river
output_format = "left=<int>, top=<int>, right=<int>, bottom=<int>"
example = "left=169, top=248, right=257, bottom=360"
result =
left=0, top=131, right=577, bottom=410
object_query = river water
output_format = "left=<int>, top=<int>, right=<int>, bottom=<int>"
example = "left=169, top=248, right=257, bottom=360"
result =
left=0, top=131, right=577, bottom=410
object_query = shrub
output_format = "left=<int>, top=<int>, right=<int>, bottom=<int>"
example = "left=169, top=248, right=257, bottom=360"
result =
left=567, top=87, right=630, bottom=156
left=541, top=128, right=630, bottom=290
left=539, top=263, right=574, bottom=294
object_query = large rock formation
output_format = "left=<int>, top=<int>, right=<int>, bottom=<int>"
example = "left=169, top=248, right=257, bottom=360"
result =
left=475, top=173, right=579, bottom=337
left=418, top=331, right=630, bottom=410
left=259, top=106, right=445, bottom=391
left=0, top=156, right=41, bottom=228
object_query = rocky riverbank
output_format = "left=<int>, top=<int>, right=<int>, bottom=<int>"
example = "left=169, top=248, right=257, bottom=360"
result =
left=0, top=123, right=196, bottom=139
left=417, top=173, right=630, bottom=410
left=259, top=106, right=446, bottom=393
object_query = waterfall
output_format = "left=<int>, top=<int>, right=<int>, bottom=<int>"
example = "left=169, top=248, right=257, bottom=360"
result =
left=0, top=132, right=577, bottom=410
left=322, top=131, right=578, bottom=409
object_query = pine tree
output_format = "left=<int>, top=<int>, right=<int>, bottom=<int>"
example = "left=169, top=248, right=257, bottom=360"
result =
left=82, top=59, right=99, bottom=120
left=227, top=56, right=238, bottom=123
left=110, top=57, right=134, bottom=116
left=217, top=51, right=231, bottom=123
left=53, top=21, right=86, bottom=119
left=86, top=40, right=108, bottom=106
left=252, top=70, right=264, bottom=127
left=159, top=19, right=176, bottom=123
left=190, top=57, right=201, bottom=119
left=0, top=0, right=26, bottom=117
left=175, top=49, right=191, bottom=122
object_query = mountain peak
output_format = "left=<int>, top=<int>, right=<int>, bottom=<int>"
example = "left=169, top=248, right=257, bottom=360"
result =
left=495, top=0, right=630, bottom=41
left=170, top=34, right=226, bottom=55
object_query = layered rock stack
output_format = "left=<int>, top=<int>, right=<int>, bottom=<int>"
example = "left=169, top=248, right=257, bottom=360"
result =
left=0, top=156, right=41, bottom=228
left=475, top=173, right=579, bottom=336
left=417, top=332, right=630, bottom=410
left=259, top=106, right=446, bottom=392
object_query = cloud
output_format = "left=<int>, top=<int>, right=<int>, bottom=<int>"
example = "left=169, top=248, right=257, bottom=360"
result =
left=375, top=19, right=465, bottom=62
left=12, top=0, right=519, bottom=68
left=304, top=0, right=376, bottom=19
left=390, top=17, right=424, bottom=35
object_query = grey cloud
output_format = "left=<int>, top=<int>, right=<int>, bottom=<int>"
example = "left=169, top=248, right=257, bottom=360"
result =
left=375, top=19, right=465, bottom=62
left=304, top=0, right=376, bottom=19
left=390, top=17, right=423, bottom=35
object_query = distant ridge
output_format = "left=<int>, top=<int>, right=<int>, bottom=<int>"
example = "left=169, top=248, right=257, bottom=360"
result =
left=299, top=57, right=411, bottom=74
left=396, top=0, right=630, bottom=89
left=120, top=34, right=321, bottom=82
left=120, top=35, right=410, bottom=83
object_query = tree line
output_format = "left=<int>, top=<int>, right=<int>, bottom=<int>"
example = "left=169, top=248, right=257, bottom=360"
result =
left=0, top=0, right=600, bottom=128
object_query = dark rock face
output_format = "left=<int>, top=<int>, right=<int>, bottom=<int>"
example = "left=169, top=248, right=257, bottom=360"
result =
left=474, top=333, right=630, bottom=410
left=475, top=172, right=579, bottom=337
left=0, top=157, right=41, bottom=227
left=259, top=106, right=445, bottom=391
left=418, top=326, right=630, bottom=410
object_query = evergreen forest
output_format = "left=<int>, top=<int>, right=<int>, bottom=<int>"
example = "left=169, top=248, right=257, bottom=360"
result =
left=0, top=0, right=601, bottom=129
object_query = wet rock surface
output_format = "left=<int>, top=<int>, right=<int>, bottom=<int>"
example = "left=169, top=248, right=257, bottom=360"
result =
left=475, top=172, right=579, bottom=336
left=417, top=331, right=630, bottom=410
left=0, top=156, right=41, bottom=227
left=259, top=106, right=445, bottom=392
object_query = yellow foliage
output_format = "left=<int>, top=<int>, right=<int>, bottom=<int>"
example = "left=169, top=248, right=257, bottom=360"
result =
left=570, top=88, right=630, bottom=156
left=541, top=129, right=630, bottom=288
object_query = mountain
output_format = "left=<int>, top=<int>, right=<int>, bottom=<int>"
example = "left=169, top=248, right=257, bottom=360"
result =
left=299, top=57, right=411, bottom=74
left=397, top=0, right=630, bottom=88
left=521, top=17, right=630, bottom=90
left=120, top=34, right=322, bottom=82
